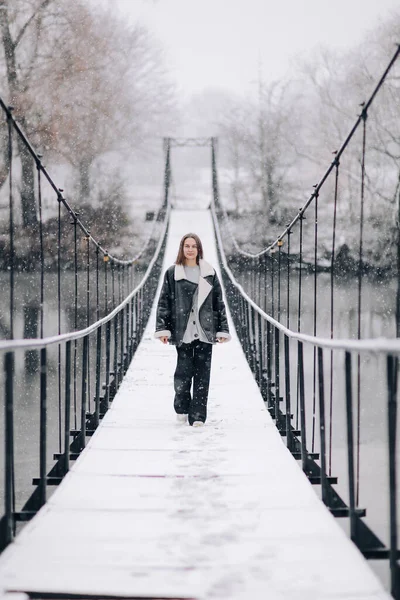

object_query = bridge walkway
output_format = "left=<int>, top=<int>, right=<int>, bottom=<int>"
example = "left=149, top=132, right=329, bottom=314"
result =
left=0, top=209, right=390, bottom=600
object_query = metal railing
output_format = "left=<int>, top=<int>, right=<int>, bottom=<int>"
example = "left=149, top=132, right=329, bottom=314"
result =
left=210, top=45, right=400, bottom=599
left=0, top=100, right=171, bottom=551
left=212, top=194, right=400, bottom=597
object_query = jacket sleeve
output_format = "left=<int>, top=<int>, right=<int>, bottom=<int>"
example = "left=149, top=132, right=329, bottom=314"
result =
left=213, top=273, right=231, bottom=340
left=154, top=269, right=172, bottom=339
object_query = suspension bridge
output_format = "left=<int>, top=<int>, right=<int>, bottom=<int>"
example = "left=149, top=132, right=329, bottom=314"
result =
left=0, top=46, right=399, bottom=600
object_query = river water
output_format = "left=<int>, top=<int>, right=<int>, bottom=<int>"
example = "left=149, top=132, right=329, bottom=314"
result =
left=0, top=268, right=398, bottom=590
left=0, top=267, right=145, bottom=512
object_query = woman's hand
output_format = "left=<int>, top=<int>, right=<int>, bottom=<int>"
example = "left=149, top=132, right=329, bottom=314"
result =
left=217, top=337, right=228, bottom=343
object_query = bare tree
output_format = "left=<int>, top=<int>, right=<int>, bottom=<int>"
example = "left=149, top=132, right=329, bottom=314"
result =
left=0, top=0, right=176, bottom=219
left=0, top=0, right=54, bottom=227
left=218, top=100, right=249, bottom=212
left=218, top=78, right=299, bottom=226
left=37, top=3, right=175, bottom=201
left=293, top=11, right=400, bottom=265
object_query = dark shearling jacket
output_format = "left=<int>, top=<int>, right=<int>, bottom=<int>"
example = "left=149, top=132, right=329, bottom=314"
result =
left=154, top=259, right=230, bottom=346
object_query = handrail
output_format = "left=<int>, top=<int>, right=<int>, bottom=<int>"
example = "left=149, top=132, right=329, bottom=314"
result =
left=211, top=201, right=400, bottom=353
left=0, top=204, right=170, bottom=352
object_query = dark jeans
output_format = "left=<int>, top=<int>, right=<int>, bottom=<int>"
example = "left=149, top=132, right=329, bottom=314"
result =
left=174, top=340, right=213, bottom=425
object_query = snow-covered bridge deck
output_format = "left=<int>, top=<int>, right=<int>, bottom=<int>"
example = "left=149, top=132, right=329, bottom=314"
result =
left=0, top=210, right=390, bottom=600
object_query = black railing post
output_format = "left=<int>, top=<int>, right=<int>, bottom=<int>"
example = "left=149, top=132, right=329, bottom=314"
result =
left=114, top=312, right=119, bottom=391
left=141, top=286, right=145, bottom=339
left=136, top=290, right=142, bottom=347
left=266, top=321, right=273, bottom=411
left=298, top=341, right=307, bottom=473
left=261, top=322, right=268, bottom=403
left=104, top=253, right=109, bottom=314
left=95, top=326, right=102, bottom=427
left=126, top=296, right=130, bottom=368
left=387, top=355, right=399, bottom=598
left=284, top=334, right=293, bottom=450
left=249, top=305, right=256, bottom=374
left=211, top=137, right=219, bottom=210
left=274, top=327, right=281, bottom=428
left=80, top=336, right=89, bottom=449
left=318, top=347, right=329, bottom=506
left=243, top=300, right=249, bottom=362
left=131, top=298, right=136, bottom=357
left=163, top=137, right=171, bottom=209
left=39, top=348, right=47, bottom=507
left=64, top=341, right=72, bottom=474
left=257, top=313, right=263, bottom=391
left=238, top=295, right=244, bottom=346
left=4, top=352, right=15, bottom=546
left=270, top=250, right=275, bottom=319
left=105, top=321, right=111, bottom=410
left=345, top=351, right=357, bottom=543
left=120, top=306, right=125, bottom=376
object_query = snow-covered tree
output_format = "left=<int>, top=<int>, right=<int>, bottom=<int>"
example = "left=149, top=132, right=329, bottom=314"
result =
left=0, top=0, right=175, bottom=222
left=217, top=78, right=300, bottom=225
left=0, top=0, right=54, bottom=227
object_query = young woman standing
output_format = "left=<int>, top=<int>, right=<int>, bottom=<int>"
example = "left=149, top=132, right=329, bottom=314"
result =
left=154, top=233, right=230, bottom=426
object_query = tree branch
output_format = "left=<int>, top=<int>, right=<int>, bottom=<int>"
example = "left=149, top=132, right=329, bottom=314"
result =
left=13, top=0, right=54, bottom=49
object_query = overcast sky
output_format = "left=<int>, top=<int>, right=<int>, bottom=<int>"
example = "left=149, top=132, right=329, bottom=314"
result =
left=104, top=0, right=399, bottom=98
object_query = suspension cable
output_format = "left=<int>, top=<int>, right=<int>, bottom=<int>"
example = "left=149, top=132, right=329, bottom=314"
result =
left=6, top=107, right=16, bottom=522
left=271, top=250, right=275, bottom=319
left=312, top=192, right=319, bottom=453
left=356, top=109, right=368, bottom=505
left=213, top=45, right=400, bottom=260
left=37, top=166, right=44, bottom=339
left=296, top=210, right=305, bottom=428
left=329, top=158, right=340, bottom=476
left=57, top=189, right=62, bottom=454
left=73, top=215, right=78, bottom=431
left=7, top=109, right=14, bottom=341
left=86, top=233, right=91, bottom=414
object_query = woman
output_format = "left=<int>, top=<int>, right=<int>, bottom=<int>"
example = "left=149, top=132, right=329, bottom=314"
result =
left=154, top=233, right=231, bottom=427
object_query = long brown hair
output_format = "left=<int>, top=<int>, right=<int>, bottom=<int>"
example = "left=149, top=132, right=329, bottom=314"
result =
left=175, top=233, right=204, bottom=265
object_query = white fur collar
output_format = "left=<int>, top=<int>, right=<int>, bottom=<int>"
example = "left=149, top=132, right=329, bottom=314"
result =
left=174, top=259, right=215, bottom=281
